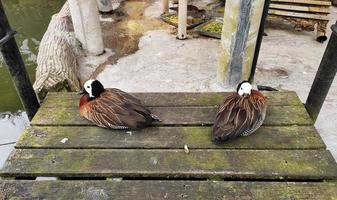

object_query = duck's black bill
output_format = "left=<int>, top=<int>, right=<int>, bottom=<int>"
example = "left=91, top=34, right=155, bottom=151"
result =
left=77, top=90, right=85, bottom=95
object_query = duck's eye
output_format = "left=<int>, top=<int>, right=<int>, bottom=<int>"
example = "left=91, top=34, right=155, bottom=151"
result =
left=87, top=86, right=90, bottom=88
left=240, top=88, right=243, bottom=90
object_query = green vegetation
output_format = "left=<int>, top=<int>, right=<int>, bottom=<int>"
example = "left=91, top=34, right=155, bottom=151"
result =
left=202, top=21, right=223, bottom=34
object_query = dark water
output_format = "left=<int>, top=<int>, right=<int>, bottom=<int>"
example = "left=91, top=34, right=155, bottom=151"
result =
left=0, top=0, right=66, bottom=140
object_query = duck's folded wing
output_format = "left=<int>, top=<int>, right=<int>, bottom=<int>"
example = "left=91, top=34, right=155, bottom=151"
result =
left=85, top=99, right=125, bottom=129
left=105, top=88, right=153, bottom=120
left=86, top=90, right=152, bottom=129
left=105, top=88, right=144, bottom=106
left=212, top=108, right=251, bottom=142
left=212, top=94, right=253, bottom=142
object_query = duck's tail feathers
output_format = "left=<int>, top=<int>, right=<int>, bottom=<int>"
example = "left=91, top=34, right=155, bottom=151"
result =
left=151, top=114, right=161, bottom=122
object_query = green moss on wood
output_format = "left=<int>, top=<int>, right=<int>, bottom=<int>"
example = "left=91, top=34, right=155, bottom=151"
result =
left=31, top=105, right=313, bottom=126
left=16, top=125, right=325, bottom=150
left=1, top=149, right=336, bottom=180
left=41, top=91, right=302, bottom=109
left=1, top=180, right=337, bottom=199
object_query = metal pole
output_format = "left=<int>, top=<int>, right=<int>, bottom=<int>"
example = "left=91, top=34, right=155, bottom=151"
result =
left=0, top=2, right=40, bottom=120
left=305, top=22, right=337, bottom=122
left=249, top=0, right=271, bottom=83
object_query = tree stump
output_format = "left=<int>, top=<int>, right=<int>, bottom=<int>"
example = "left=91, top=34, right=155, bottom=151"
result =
left=33, top=2, right=82, bottom=99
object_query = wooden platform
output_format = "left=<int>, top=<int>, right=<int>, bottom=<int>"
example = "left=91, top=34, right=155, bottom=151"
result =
left=1, top=91, right=337, bottom=199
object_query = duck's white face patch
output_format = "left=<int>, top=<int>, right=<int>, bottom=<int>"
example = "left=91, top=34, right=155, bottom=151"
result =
left=84, top=79, right=95, bottom=98
left=238, top=82, right=252, bottom=96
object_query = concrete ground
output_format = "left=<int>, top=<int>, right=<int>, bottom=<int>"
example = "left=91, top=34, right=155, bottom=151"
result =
left=1, top=1, right=336, bottom=169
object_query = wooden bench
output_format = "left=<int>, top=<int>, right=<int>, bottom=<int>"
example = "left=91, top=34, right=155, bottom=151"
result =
left=268, top=0, right=331, bottom=42
left=1, top=92, right=337, bottom=199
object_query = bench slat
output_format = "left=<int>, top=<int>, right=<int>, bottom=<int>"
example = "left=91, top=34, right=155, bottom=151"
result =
left=16, top=126, right=325, bottom=149
left=1, top=180, right=337, bottom=199
left=269, top=9, right=329, bottom=20
left=1, top=149, right=336, bottom=180
left=31, top=105, right=313, bottom=126
left=270, top=3, right=330, bottom=13
left=41, top=91, right=303, bottom=107
left=271, top=0, right=331, bottom=6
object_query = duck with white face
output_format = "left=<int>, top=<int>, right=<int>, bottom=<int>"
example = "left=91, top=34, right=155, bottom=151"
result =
left=212, top=81, right=267, bottom=144
left=78, top=79, right=160, bottom=130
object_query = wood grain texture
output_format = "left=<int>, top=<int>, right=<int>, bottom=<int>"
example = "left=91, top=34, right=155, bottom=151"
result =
left=271, top=0, right=331, bottom=6
left=31, top=105, right=313, bottom=126
left=269, top=9, right=329, bottom=20
left=1, top=180, right=337, bottom=200
left=270, top=3, right=330, bottom=13
left=1, top=149, right=336, bottom=180
left=41, top=91, right=303, bottom=108
left=1, top=91, right=336, bottom=199
left=16, top=126, right=325, bottom=149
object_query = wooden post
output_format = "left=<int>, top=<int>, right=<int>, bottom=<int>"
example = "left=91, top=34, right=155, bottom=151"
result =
left=68, top=0, right=104, bottom=55
left=97, top=0, right=113, bottom=13
left=162, top=0, right=169, bottom=14
left=218, top=0, right=265, bottom=87
left=0, top=2, right=40, bottom=120
left=177, top=0, right=187, bottom=40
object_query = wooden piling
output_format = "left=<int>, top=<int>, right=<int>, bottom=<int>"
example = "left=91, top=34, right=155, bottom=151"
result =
left=218, top=0, right=265, bottom=87
left=68, top=0, right=104, bottom=55
left=0, top=2, right=40, bottom=120
left=162, top=0, right=169, bottom=14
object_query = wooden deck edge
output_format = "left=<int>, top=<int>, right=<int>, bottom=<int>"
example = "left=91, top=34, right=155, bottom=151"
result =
left=1, top=180, right=337, bottom=199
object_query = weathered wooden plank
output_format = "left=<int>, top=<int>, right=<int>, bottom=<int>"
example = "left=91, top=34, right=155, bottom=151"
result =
left=270, top=3, right=330, bottom=13
left=269, top=9, right=329, bottom=20
left=16, top=126, right=326, bottom=149
left=1, top=149, right=336, bottom=180
left=31, top=105, right=313, bottom=126
left=1, top=180, right=337, bottom=199
left=271, top=0, right=331, bottom=6
left=41, top=91, right=303, bottom=107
